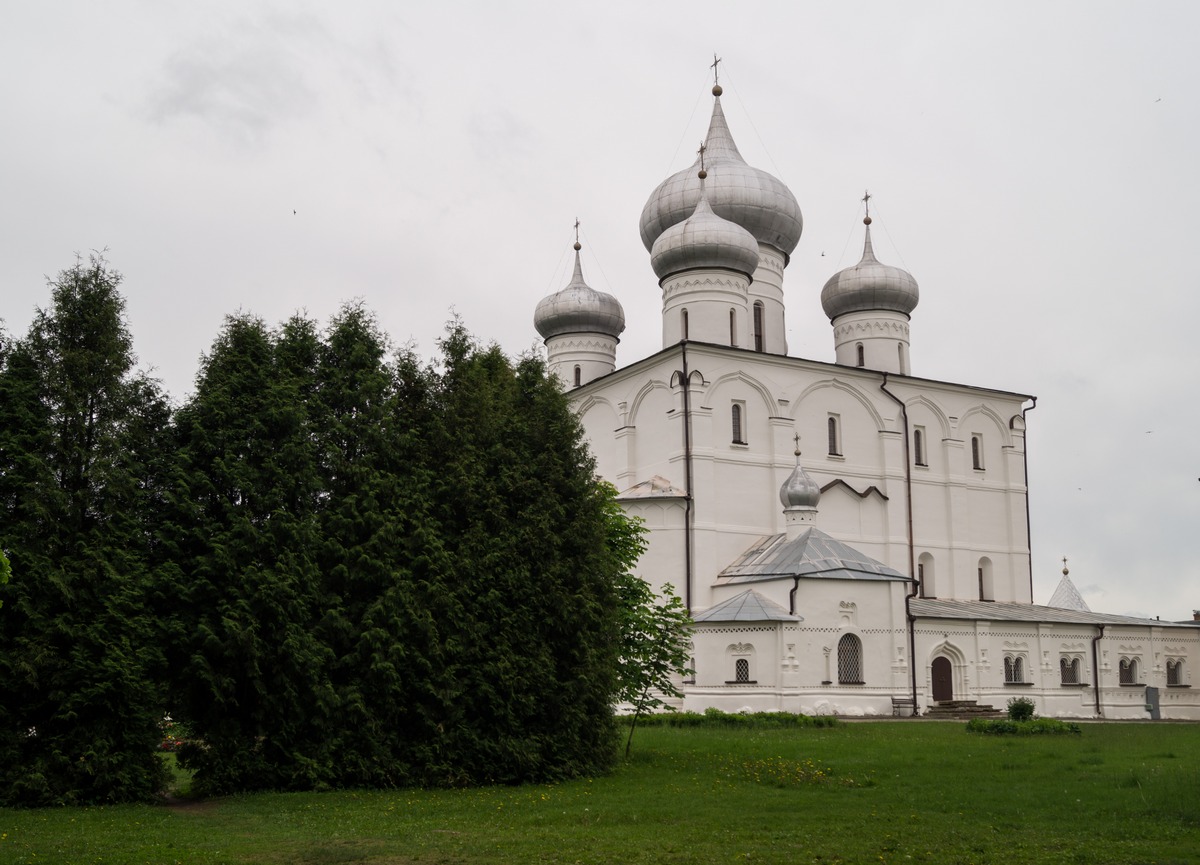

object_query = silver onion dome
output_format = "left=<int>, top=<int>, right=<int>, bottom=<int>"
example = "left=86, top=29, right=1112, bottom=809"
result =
left=650, top=184, right=760, bottom=282
left=820, top=220, right=919, bottom=321
left=639, top=89, right=803, bottom=258
left=534, top=244, right=626, bottom=340
left=779, top=447, right=821, bottom=509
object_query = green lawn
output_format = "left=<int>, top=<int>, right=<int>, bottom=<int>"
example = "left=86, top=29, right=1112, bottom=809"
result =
left=2, top=721, right=1197, bottom=864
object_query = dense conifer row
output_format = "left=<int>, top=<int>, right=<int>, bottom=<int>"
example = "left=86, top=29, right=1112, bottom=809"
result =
left=0, top=257, right=650, bottom=805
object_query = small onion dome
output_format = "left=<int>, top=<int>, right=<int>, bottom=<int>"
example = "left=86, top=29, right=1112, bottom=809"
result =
left=534, top=244, right=626, bottom=340
left=779, top=450, right=821, bottom=509
left=820, top=221, right=919, bottom=321
left=639, top=94, right=803, bottom=258
left=650, top=188, right=760, bottom=282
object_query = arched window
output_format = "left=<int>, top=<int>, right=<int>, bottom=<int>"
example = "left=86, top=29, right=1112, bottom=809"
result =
left=898, top=343, right=905, bottom=374
left=827, top=415, right=841, bottom=456
left=971, top=434, right=984, bottom=470
left=918, top=552, right=935, bottom=598
left=753, top=301, right=765, bottom=352
left=731, top=403, right=744, bottom=444
left=729, top=308, right=737, bottom=346
left=1167, top=659, right=1183, bottom=686
left=573, top=365, right=581, bottom=387
left=913, top=427, right=926, bottom=466
left=735, top=658, right=750, bottom=683
left=837, top=634, right=863, bottom=684
left=1004, top=654, right=1025, bottom=684
left=856, top=343, right=865, bottom=367
left=681, top=308, right=689, bottom=340
left=1119, top=658, right=1138, bottom=685
left=1060, top=657, right=1081, bottom=685
left=978, top=557, right=994, bottom=601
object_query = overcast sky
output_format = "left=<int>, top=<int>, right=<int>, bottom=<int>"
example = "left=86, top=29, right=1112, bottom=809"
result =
left=3, top=1, right=1197, bottom=620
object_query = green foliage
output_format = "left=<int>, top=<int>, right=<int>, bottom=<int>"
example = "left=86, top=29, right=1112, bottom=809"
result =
left=966, top=717, right=1082, bottom=735
left=1007, top=695, right=1036, bottom=721
left=0, top=254, right=170, bottom=805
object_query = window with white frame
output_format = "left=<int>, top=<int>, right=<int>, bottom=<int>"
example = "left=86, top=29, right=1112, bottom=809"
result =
left=1119, top=657, right=1139, bottom=685
left=837, top=633, right=863, bottom=684
left=734, top=658, right=750, bottom=683
left=1166, top=658, right=1184, bottom=686
left=1060, top=656, right=1082, bottom=685
left=827, top=414, right=842, bottom=457
left=1004, top=654, right=1026, bottom=684
left=918, top=552, right=935, bottom=599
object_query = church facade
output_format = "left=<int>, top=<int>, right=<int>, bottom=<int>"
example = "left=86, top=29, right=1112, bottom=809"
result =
left=534, top=81, right=1198, bottom=720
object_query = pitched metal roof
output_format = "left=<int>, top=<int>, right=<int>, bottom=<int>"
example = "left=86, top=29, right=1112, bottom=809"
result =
left=693, top=589, right=801, bottom=623
left=910, top=599, right=1186, bottom=628
left=716, top=528, right=911, bottom=585
left=1046, top=572, right=1091, bottom=612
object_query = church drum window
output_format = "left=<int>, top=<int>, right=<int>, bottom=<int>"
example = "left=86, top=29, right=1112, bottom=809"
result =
left=837, top=633, right=863, bottom=684
left=681, top=308, right=689, bottom=340
left=1119, top=658, right=1138, bottom=685
left=856, top=343, right=864, bottom=367
left=753, top=301, right=764, bottom=352
left=573, top=365, right=581, bottom=387
left=729, top=308, right=737, bottom=347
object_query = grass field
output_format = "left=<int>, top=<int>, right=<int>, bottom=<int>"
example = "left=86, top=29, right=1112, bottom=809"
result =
left=2, top=720, right=1197, bottom=864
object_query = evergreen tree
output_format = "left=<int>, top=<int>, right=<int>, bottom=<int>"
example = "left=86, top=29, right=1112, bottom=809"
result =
left=0, top=255, right=170, bottom=805
left=162, top=313, right=334, bottom=793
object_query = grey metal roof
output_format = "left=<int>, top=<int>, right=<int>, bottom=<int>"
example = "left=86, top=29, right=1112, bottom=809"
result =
left=910, top=599, right=1187, bottom=628
left=1046, top=572, right=1091, bottom=612
left=650, top=192, right=760, bottom=282
left=693, top=589, right=801, bottom=623
left=616, top=475, right=686, bottom=500
left=716, top=528, right=911, bottom=585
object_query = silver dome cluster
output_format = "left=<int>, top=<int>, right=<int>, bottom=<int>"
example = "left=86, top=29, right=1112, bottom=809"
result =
left=534, top=244, right=626, bottom=341
left=820, top=220, right=919, bottom=321
left=639, top=89, right=803, bottom=260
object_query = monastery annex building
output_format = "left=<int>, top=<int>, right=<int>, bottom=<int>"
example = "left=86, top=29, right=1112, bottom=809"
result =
left=533, top=76, right=1198, bottom=720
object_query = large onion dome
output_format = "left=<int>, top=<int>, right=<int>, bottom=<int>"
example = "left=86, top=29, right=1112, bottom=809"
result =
left=820, top=218, right=919, bottom=321
left=534, top=243, right=626, bottom=340
left=639, top=86, right=803, bottom=259
left=650, top=180, right=760, bottom=282
left=779, top=445, right=821, bottom=510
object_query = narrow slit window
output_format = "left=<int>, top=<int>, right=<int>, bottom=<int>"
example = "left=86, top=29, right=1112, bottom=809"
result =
left=914, top=427, right=926, bottom=466
left=753, top=301, right=764, bottom=352
left=729, top=308, right=737, bottom=346
left=856, top=343, right=865, bottom=367
left=971, top=435, right=984, bottom=470
left=731, top=403, right=744, bottom=444
left=573, top=365, right=581, bottom=387
left=827, top=415, right=841, bottom=456
left=681, top=308, right=689, bottom=340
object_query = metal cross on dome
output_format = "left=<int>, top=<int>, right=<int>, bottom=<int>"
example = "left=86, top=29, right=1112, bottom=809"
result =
left=711, top=54, right=722, bottom=87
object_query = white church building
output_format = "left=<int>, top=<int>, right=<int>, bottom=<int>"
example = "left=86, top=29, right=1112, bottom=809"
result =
left=533, top=80, right=1199, bottom=720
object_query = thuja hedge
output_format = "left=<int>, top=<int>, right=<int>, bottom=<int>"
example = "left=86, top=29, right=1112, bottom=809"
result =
left=966, top=717, right=1083, bottom=735
left=0, top=259, right=645, bottom=805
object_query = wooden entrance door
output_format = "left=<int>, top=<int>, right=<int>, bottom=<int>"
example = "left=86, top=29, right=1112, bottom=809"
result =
left=931, top=656, right=953, bottom=702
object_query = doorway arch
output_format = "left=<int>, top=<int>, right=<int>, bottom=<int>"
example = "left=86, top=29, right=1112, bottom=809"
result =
left=931, top=656, right=953, bottom=702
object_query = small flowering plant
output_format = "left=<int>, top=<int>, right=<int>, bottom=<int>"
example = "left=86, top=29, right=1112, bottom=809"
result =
left=158, top=715, right=189, bottom=752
